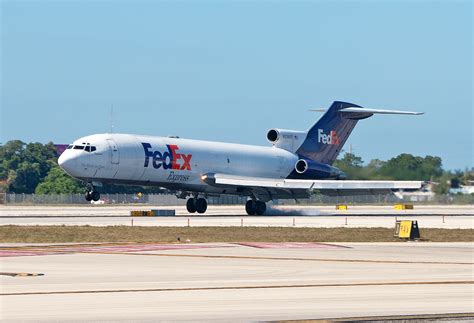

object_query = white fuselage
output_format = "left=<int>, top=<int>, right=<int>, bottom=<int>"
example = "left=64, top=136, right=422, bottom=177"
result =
left=58, top=133, right=298, bottom=195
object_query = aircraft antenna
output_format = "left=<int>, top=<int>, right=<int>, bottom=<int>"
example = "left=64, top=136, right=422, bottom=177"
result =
left=110, top=104, right=114, bottom=133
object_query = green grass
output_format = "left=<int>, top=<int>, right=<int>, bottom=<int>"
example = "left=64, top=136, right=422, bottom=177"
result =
left=0, top=226, right=472, bottom=243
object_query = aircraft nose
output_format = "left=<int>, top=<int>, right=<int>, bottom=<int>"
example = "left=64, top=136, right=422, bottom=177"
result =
left=58, top=152, right=78, bottom=175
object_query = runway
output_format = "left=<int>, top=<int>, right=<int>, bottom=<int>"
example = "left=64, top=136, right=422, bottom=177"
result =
left=1, top=205, right=473, bottom=228
left=1, top=242, right=473, bottom=321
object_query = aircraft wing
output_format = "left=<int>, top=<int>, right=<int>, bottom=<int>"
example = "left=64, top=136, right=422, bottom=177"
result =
left=201, top=173, right=424, bottom=200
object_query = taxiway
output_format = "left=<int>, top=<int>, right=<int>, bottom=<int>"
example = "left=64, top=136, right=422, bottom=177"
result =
left=1, top=242, right=473, bottom=321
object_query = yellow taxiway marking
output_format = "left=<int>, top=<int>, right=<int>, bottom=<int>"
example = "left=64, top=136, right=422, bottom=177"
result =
left=1, top=280, right=472, bottom=296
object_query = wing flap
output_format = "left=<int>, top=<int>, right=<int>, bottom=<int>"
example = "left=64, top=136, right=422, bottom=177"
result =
left=202, top=173, right=424, bottom=192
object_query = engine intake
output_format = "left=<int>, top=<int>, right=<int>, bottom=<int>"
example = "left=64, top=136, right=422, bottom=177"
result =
left=266, top=128, right=307, bottom=152
left=267, top=129, right=279, bottom=142
left=294, top=159, right=346, bottom=180
left=295, top=159, right=309, bottom=173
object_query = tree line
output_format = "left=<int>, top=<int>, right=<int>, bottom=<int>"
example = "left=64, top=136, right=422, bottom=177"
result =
left=0, top=140, right=472, bottom=195
left=333, top=153, right=473, bottom=194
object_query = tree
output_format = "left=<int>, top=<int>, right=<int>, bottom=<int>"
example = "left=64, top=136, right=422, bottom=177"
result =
left=420, top=155, right=443, bottom=179
left=0, top=140, right=58, bottom=193
left=35, top=166, right=85, bottom=194
left=333, top=152, right=446, bottom=183
left=333, top=153, right=367, bottom=179
left=8, top=161, right=42, bottom=193
left=0, top=140, right=25, bottom=180
left=336, top=153, right=364, bottom=168
left=378, top=154, right=442, bottom=181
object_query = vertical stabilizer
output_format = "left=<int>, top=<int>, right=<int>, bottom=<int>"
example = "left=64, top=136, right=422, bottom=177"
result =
left=296, top=101, right=364, bottom=165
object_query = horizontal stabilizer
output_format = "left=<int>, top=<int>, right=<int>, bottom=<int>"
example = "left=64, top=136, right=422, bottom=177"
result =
left=310, top=107, right=424, bottom=115
left=339, top=107, right=424, bottom=115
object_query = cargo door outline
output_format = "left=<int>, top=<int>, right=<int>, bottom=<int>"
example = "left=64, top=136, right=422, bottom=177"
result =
left=107, top=139, right=120, bottom=164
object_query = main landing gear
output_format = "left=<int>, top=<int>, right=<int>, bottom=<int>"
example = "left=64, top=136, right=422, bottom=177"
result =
left=186, top=197, right=208, bottom=214
left=184, top=195, right=266, bottom=215
left=245, top=200, right=266, bottom=215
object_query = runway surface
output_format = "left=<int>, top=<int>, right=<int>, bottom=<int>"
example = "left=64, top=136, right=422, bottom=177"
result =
left=1, top=242, right=473, bottom=321
left=1, top=205, right=473, bottom=228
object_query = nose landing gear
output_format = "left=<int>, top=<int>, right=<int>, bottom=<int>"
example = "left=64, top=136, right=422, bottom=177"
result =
left=186, top=197, right=208, bottom=214
left=245, top=200, right=266, bottom=215
left=85, top=190, right=100, bottom=202
left=85, top=184, right=101, bottom=202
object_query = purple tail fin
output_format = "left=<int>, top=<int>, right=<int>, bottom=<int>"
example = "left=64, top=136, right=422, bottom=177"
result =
left=296, top=101, right=369, bottom=165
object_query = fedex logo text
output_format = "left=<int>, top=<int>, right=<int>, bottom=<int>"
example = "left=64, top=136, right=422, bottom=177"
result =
left=142, top=143, right=192, bottom=170
left=317, top=129, right=340, bottom=145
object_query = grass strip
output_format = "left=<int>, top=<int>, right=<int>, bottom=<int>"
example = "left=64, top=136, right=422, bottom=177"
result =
left=0, top=226, right=472, bottom=243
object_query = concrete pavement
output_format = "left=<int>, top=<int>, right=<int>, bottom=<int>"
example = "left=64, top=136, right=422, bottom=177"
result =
left=1, top=205, right=473, bottom=228
left=1, top=242, right=473, bottom=321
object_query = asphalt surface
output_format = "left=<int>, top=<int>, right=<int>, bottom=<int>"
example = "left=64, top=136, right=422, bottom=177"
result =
left=1, top=205, right=473, bottom=228
left=1, top=242, right=473, bottom=321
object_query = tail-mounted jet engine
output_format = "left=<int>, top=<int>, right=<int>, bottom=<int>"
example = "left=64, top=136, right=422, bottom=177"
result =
left=266, top=128, right=307, bottom=153
left=295, top=159, right=346, bottom=180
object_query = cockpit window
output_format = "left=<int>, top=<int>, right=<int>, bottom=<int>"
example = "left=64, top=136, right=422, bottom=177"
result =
left=71, top=143, right=96, bottom=152
left=81, top=144, right=97, bottom=153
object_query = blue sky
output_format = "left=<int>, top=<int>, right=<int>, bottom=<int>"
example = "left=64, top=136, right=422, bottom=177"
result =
left=1, top=1, right=472, bottom=170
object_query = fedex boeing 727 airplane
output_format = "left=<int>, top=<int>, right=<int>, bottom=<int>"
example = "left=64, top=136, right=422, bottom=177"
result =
left=58, top=101, right=424, bottom=215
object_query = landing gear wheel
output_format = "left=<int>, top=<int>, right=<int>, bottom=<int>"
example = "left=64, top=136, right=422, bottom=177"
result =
left=85, top=192, right=92, bottom=201
left=196, top=198, right=208, bottom=214
left=245, top=200, right=257, bottom=215
left=255, top=201, right=266, bottom=215
left=91, top=191, right=100, bottom=202
left=186, top=198, right=197, bottom=213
